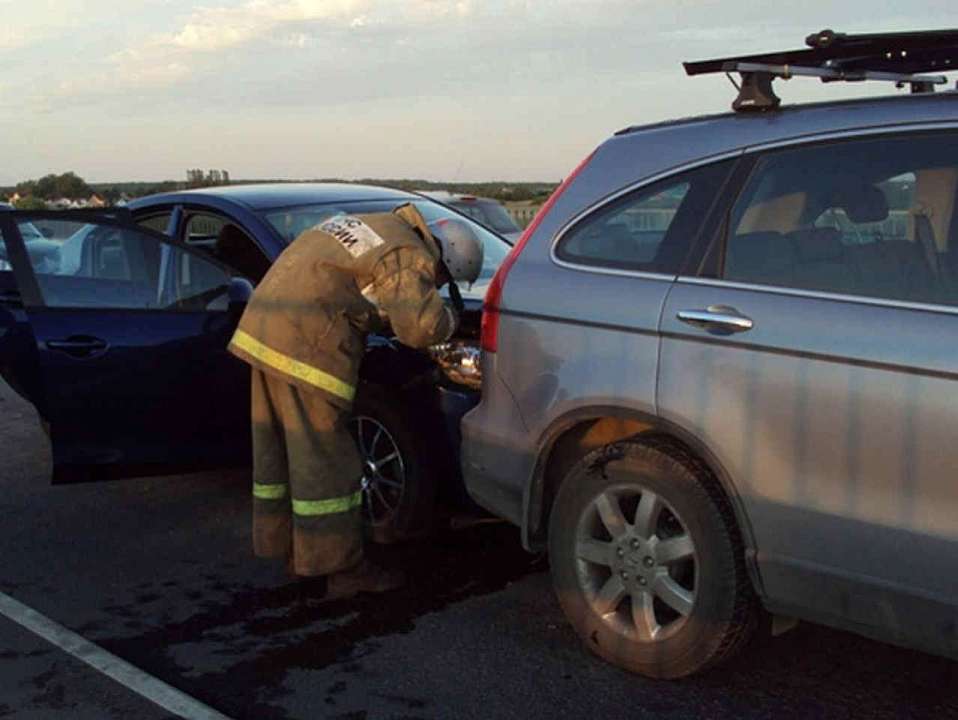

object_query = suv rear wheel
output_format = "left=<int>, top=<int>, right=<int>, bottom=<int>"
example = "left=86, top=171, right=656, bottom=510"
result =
left=548, top=439, right=757, bottom=678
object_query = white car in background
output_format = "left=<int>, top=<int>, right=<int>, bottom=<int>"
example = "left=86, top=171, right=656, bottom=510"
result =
left=0, top=203, right=58, bottom=272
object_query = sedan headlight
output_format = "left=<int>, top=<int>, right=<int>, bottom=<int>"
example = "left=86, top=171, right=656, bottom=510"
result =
left=429, top=341, right=482, bottom=390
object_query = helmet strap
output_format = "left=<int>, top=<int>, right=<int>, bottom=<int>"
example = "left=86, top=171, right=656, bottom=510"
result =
left=446, top=272, right=465, bottom=315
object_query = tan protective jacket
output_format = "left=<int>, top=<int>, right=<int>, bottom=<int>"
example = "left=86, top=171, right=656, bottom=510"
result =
left=228, top=204, right=458, bottom=408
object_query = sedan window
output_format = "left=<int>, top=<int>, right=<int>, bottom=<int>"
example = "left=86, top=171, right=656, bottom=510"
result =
left=15, top=218, right=231, bottom=312
left=185, top=211, right=269, bottom=283
left=0, top=228, right=9, bottom=272
left=137, top=212, right=174, bottom=235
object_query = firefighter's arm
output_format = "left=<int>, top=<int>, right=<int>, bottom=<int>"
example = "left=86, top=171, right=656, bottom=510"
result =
left=369, top=247, right=458, bottom=349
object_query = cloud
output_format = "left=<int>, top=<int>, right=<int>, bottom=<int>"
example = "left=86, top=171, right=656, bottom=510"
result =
left=40, top=1, right=372, bottom=102
left=0, top=26, right=33, bottom=51
left=156, top=0, right=476, bottom=51
left=44, top=0, right=478, bottom=102
left=166, top=0, right=367, bottom=51
left=56, top=61, right=192, bottom=103
left=0, top=0, right=88, bottom=51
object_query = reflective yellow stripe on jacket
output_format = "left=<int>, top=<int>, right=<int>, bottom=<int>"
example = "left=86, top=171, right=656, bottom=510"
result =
left=230, top=330, right=356, bottom=403
left=293, top=491, right=363, bottom=517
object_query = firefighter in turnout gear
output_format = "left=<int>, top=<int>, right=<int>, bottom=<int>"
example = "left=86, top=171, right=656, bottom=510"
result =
left=228, top=203, right=483, bottom=599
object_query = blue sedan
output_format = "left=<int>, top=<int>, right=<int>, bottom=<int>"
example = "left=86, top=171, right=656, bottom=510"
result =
left=0, top=184, right=511, bottom=541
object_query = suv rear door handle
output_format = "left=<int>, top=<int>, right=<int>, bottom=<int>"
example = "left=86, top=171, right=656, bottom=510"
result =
left=677, top=305, right=754, bottom=334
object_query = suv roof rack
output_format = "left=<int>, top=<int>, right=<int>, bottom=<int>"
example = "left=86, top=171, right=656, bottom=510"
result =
left=684, top=28, right=958, bottom=113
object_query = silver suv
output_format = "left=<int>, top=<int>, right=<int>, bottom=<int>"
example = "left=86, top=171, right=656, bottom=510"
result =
left=461, top=29, right=958, bottom=678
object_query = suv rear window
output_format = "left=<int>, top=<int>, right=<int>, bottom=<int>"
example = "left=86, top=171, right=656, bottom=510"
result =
left=556, top=160, right=734, bottom=274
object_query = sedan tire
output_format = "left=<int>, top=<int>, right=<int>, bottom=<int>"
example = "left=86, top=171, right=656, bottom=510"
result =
left=351, top=385, right=437, bottom=545
left=549, top=438, right=758, bottom=678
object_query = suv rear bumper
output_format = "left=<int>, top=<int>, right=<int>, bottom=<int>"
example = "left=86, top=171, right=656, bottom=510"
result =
left=460, top=356, right=535, bottom=531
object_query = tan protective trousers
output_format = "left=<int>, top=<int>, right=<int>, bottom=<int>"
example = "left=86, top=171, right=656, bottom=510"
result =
left=250, top=369, right=364, bottom=576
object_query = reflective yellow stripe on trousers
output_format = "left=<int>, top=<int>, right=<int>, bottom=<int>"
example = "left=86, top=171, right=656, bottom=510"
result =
left=293, top=491, right=363, bottom=517
left=253, top=483, right=288, bottom=500
left=230, top=330, right=356, bottom=403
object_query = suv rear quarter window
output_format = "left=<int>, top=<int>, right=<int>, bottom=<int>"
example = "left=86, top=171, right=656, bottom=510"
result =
left=556, top=160, right=734, bottom=274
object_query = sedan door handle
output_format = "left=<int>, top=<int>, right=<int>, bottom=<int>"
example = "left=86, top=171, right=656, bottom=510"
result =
left=46, top=336, right=109, bottom=358
left=677, top=305, right=754, bottom=334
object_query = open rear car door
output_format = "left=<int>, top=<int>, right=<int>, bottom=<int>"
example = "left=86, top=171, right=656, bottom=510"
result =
left=0, top=210, right=252, bottom=483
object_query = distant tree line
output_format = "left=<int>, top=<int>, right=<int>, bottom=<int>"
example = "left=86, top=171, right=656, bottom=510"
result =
left=90, top=181, right=182, bottom=199
left=2, top=173, right=184, bottom=206
left=186, top=169, right=231, bottom=188
left=224, top=178, right=559, bottom=202
left=4, top=173, right=558, bottom=206
left=15, top=172, right=92, bottom=201
left=356, top=179, right=558, bottom=203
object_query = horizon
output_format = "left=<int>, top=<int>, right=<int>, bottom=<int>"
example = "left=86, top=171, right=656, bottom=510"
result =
left=1, top=176, right=560, bottom=192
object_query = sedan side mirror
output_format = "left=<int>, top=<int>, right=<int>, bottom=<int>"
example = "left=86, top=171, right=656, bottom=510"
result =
left=228, top=277, right=254, bottom=308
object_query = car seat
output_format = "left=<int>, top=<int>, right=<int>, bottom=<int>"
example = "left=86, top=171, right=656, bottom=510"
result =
left=724, top=231, right=796, bottom=287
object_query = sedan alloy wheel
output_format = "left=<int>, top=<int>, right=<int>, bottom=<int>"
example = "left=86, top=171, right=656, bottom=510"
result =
left=352, top=415, right=406, bottom=528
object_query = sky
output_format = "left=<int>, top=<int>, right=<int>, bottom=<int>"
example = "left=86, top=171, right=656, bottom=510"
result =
left=1, top=0, right=956, bottom=184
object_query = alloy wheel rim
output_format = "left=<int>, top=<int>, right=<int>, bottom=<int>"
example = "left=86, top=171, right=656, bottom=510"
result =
left=574, top=483, right=698, bottom=643
left=351, top=416, right=405, bottom=527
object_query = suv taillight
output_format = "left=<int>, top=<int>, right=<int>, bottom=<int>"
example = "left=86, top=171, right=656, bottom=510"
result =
left=481, top=150, right=596, bottom=353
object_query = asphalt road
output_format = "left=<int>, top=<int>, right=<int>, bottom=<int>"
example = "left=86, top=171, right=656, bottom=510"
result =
left=1, top=379, right=957, bottom=719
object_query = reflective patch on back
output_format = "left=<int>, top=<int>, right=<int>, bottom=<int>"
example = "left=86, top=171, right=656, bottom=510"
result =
left=318, top=216, right=386, bottom=258
left=360, top=281, right=379, bottom=307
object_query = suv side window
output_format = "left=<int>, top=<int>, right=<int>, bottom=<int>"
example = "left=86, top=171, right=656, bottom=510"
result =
left=557, top=160, right=734, bottom=274
left=724, top=132, right=958, bottom=307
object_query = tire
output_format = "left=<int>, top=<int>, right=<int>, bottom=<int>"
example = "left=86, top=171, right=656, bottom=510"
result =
left=351, top=384, right=436, bottom=545
left=548, top=438, right=758, bottom=679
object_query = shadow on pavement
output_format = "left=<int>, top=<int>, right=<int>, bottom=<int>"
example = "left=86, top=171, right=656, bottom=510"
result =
left=96, top=523, right=546, bottom=719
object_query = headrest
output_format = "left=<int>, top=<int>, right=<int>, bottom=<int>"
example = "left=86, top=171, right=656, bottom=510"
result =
left=831, top=183, right=889, bottom=224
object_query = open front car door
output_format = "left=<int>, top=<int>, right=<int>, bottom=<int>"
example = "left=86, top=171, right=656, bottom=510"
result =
left=0, top=210, right=251, bottom=483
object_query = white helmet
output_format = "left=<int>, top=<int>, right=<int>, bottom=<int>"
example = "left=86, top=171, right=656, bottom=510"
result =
left=428, top=218, right=484, bottom=285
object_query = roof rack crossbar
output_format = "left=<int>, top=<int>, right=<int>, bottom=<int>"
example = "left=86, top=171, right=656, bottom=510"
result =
left=729, top=62, right=947, bottom=85
left=685, top=28, right=958, bottom=112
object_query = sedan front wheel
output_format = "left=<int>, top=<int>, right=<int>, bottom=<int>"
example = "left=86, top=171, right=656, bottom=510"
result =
left=350, top=385, right=436, bottom=544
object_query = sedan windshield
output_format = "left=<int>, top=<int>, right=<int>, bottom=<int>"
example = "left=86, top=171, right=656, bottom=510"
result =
left=261, top=198, right=511, bottom=300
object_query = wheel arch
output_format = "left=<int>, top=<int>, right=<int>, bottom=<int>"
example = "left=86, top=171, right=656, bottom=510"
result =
left=523, top=406, right=759, bottom=586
